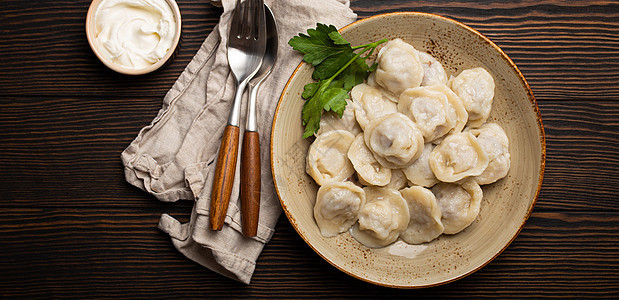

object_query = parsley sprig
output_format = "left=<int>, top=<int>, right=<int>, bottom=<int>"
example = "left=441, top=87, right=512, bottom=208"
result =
left=288, top=24, right=388, bottom=138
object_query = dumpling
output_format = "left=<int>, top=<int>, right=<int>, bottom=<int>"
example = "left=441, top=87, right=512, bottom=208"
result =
left=398, top=85, right=468, bottom=143
left=314, top=181, right=366, bottom=237
left=384, top=169, right=408, bottom=190
left=364, top=113, right=424, bottom=169
left=449, top=67, right=495, bottom=127
left=385, top=169, right=408, bottom=191
left=317, top=98, right=362, bottom=136
left=402, top=143, right=439, bottom=187
left=357, top=168, right=408, bottom=190
left=350, top=83, right=397, bottom=130
left=431, top=179, right=483, bottom=234
left=433, top=85, right=468, bottom=136
left=374, top=38, right=424, bottom=101
left=418, top=51, right=448, bottom=86
left=306, top=130, right=355, bottom=185
left=467, top=123, right=510, bottom=185
left=348, top=134, right=391, bottom=186
left=351, top=187, right=410, bottom=248
left=429, top=131, right=489, bottom=182
left=400, top=186, right=444, bottom=244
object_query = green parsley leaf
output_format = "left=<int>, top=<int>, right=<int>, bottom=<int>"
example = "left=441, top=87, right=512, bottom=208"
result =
left=289, top=24, right=389, bottom=138
left=312, top=50, right=355, bottom=80
left=301, top=84, right=348, bottom=138
left=301, top=82, right=321, bottom=99
left=328, top=31, right=350, bottom=45
left=288, top=23, right=350, bottom=66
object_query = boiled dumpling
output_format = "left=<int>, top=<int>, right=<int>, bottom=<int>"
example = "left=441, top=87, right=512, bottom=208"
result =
left=317, top=98, right=362, bottom=136
left=314, top=181, right=366, bottom=237
left=348, top=134, right=391, bottom=186
left=418, top=51, right=448, bottom=86
left=351, top=186, right=410, bottom=248
left=384, top=169, right=408, bottom=190
left=398, top=86, right=454, bottom=143
left=402, top=143, right=439, bottom=187
left=350, top=83, right=397, bottom=130
left=434, top=85, right=468, bottom=136
left=449, top=67, right=495, bottom=127
left=374, top=38, right=424, bottom=101
left=400, top=186, right=444, bottom=244
left=431, top=179, right=483, bottom=234
left=306, top=130, right=355, bottom=185
left=429, top=131, right=489, bottom=182
left=364, top=113, right=424, bottom=169
left=467, top=123, right=510, bottom=185
left=398, top=85, right=468, bottom=143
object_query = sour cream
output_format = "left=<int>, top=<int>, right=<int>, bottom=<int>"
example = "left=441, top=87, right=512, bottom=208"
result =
left=94, top=0, right=176, bottom=70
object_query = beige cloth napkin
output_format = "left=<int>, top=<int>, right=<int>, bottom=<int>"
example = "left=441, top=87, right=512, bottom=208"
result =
left=121, top=0, right=356, bottom=284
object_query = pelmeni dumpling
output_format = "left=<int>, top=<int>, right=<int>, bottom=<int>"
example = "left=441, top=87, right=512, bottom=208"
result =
left=317, top=98, right=362, bottom=136
left=348, top=134, right=391, bottom=186
left=431, top=179, right=483, bottom=234
left=467, top=123, right=510, bottom=185
left=314, top=181, right=366, bottom=237
left=449, top=67, right=495, bottom=127
left=350, top=83, right=397, bottom=130
left=364, top=113, right=424, bottom=169
left=429, top=131, right=489, bottom=182
left=400, top=186, right=444, bottom=244
left=402, top=143, right=439, bottom=187
left=374, top=39, right=424, bottom=101
left=351, top=187, right=410, bottom=248
left=358, top=168, right=408, bottom=191
left=384, top=169, right=408, bottom=190
left=418, top=51, right=448, bottom=86
left=398, top=85, right=468, bottom=143
left=306, top=130, right=355, bottom=185
left=434, top=84, right=469, bottom=136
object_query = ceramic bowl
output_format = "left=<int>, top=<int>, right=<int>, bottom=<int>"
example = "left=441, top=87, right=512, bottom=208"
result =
left=85, top=0, right=182, bottom=75
left=271, top=12, right=545, bottom=288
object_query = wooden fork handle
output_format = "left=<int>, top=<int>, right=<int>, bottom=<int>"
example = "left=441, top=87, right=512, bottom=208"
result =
left=241, top=131, right=261, bottom=237
left=210, top=125, right=240, bottom=231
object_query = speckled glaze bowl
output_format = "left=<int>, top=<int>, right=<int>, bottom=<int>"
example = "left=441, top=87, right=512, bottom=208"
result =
left=271, top=12, right=545, bottom=288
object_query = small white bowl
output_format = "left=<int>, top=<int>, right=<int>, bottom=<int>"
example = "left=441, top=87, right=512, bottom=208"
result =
left=85, top=0, right=182, bottom=75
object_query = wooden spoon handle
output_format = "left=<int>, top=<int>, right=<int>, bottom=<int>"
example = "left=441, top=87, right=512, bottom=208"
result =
left=241, top=131, right=261, bottom=237
left=210, top=125, right=240, bottom=231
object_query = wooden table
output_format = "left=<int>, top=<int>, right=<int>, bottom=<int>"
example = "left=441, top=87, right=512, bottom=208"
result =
left=1, top=0, right=617, bottom=297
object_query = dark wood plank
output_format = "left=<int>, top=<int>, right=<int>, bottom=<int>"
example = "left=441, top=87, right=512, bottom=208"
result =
left=0, top=1, right=616, bottom=101
left=535, top=100, right=619, bottom=211
left=0, top=0, right=221, bottom=98
left=0, top=0, right=617, bottom=297
left=0, top=209, right=616, bottom=297
left=0, top=97, right=616, bottom=211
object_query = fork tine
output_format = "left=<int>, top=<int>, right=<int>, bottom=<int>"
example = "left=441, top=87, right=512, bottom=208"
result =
left=255, top=0, right=265, bottom=40
left=229, top=0, right=242, bottom=38
left=246, top=0, right=254, bottom=39
left=241, top=0, right=251, bottom=39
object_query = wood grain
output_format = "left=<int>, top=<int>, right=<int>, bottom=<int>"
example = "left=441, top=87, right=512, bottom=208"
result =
left=0, top=210, right=616, bottom=298
left=210, top=125, right=240, bottom=230
left=241, top=131, right=261, bottom=237
left=0, top=0, right=617, bottom=297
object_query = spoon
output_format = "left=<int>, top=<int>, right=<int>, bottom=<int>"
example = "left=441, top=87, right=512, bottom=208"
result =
left=240, top=3, right=278, bottom=237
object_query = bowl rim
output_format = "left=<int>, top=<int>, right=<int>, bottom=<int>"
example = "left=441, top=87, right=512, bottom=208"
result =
left=85, top=0, right=182, bottom=75
left=271, top=11, right=546, bottom=288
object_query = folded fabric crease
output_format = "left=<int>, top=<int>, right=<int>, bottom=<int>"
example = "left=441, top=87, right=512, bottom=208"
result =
left=121, top=0, right=357, bottom=284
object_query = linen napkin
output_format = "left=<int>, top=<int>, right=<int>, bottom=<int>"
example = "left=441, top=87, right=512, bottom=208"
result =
left=121, top=0, right=356, bottom=284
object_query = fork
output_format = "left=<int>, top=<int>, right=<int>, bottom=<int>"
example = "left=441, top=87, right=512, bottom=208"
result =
left=210, top=0, right=267, bottom=231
